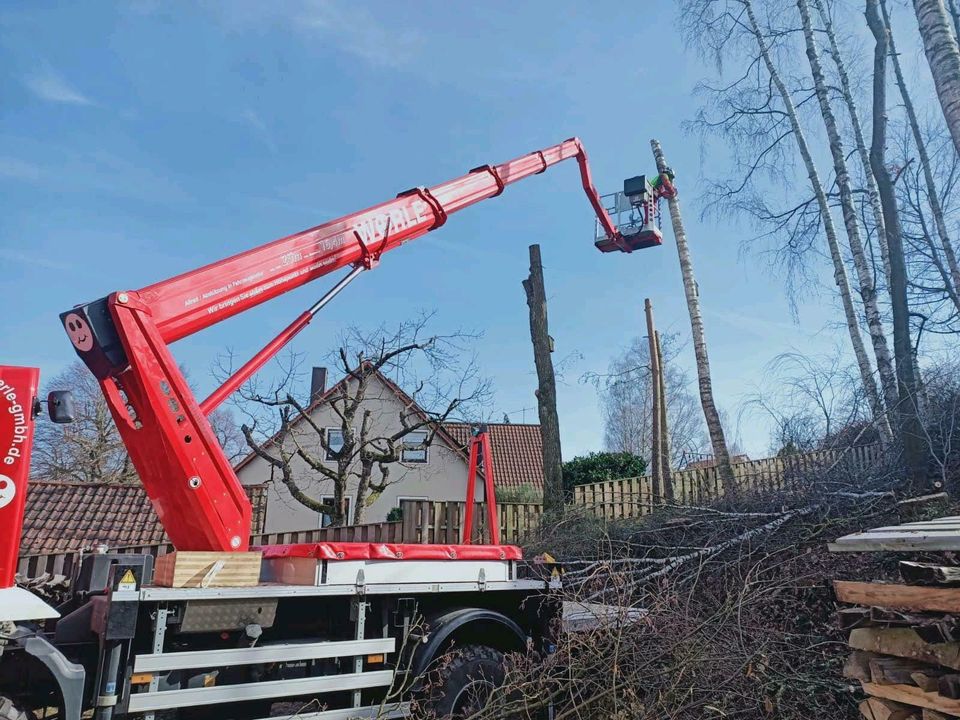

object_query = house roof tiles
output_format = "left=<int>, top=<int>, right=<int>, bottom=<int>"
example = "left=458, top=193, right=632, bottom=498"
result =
left=20, top=481, right=267, bottom=556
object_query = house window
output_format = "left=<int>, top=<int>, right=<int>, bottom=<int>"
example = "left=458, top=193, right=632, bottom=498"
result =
left=325, top=427, right=346, bottom=461
left=319, top=495, right=352, bottom=527
left=401, top=430, right=429, bottom=464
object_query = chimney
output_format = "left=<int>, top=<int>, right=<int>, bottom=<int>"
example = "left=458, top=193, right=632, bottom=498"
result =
left=310, top=367, right=327, bottom=403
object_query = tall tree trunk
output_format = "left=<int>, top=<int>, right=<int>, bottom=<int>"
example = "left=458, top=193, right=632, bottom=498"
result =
left=655, top=330, right=674, bottom=500
left=813, top=0, right=891, bottom=288
left=742, top=0, right=893, bottom=445
left=948, top=0, right=960, bottom=41
left=913, top=0, right=960, bottom=156
left=644, top=298, right=663, bottom=501
left=883, top=0, right=960, bottom=311
left=650, top=139, right=738, bottom=496
left=867, top=0, right=930, bottom=492
left=523, top=244, right=564, bottom=515
left=798, top=0, right=900, bottom=421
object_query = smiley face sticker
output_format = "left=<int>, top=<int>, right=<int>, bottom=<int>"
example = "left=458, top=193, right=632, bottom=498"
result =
left=0, top=474, right=16, bottom=510
left=64, top=312, right=94, bottom=352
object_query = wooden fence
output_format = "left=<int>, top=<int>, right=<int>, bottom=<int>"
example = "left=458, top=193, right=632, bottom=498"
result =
left=573, top=443, right=883, bottom=520
left=16, top=445, right=883, bottom=579
left=15, top=500, right=543, bottom=579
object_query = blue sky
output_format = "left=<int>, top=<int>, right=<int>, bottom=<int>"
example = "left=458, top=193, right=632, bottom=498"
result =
left=2, top=1, right=904, bottom=459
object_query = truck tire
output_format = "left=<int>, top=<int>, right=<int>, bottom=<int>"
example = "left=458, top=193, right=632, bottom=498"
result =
left=0, top=696, right=33, bottom=720
left=423, top=645, right=506, bottom=719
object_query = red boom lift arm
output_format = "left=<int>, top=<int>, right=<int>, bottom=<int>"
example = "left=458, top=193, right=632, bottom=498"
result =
left=59, top=138, right=650, bottom=552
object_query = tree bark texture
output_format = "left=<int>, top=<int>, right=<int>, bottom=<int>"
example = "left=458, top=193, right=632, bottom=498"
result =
left=867, top=0, right=931, bottom=492
left=883, top=0, right=960, bottom=312
left=742, top=0, right=893, bottom=445
left=913, top=0, right=960, bottom=156
left=655, top=330, right=674, bottom=500
left=645, top=298, right=663, bottom=501
left=812, top=0, right=891, bottom=288
left=523, top=244, right=565, bottom=515
left=651, top=138, right=738, bottom=496
left=798, top=0, right=899, bottom=419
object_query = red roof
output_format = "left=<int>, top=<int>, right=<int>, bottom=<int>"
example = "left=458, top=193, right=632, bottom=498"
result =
left=442, top=423, right=544, bottom=490
left=20, top=481, right=268, bottom=556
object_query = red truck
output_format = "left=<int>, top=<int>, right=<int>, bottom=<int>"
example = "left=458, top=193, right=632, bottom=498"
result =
left=0, top=139, right=664, bottom=719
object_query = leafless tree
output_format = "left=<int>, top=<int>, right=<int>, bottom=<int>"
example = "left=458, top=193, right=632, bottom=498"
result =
left=883, top=0, right=960, bottom=313
left=592, top=333, right=707, bottom=467
left=31, top=361, right=137, bottom=484
left=232, top=314, right=491, bottom=526
left=867, top=0, right=931, bottom=491
left=912, top=0, right=960, bottom=155
left=680, top=0, right=894, bottom=444
left=744, top=348, right=873, bottom=454
left=798, top=0, right=899, bottom=421
left=32, top=361, right=245, bottom=483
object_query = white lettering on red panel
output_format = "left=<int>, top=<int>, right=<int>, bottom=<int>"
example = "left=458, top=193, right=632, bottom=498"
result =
left=0, top=381, right=27, bottom=468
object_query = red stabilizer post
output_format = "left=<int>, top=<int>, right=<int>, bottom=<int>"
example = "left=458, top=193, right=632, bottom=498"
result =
left=0, top=366, right=39, bottom=588
left=462, top=427, right=500, bottom=545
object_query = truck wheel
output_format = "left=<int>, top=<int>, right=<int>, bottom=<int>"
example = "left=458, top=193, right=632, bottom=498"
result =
left=424, top=645, right=506, bottom=719
left=0, top=696, right=34, bottom=720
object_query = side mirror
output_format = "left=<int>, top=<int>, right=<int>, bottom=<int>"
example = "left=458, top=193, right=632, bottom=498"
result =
left=47, top=391, right=76, bottom=424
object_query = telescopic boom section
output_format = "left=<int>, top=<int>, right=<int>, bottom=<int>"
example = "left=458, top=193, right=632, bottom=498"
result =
left=140, top=138, right=619, bottom=342
left=60, top=138, right=625, bottom=552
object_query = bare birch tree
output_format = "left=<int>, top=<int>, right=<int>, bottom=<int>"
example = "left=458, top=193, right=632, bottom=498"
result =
left=812, top=0, right=891, bottom=287
left=882, top=0, right=960, bottom=311
left=797, top=0, right=899, bottom=420
left=651, top=139, right=737, bottom=495
left=595, top=333, right=706, bottom=466
left=867, top=0, right=931, bottom=491
left=739, top=0, right=893, bottom=443
left=913, top=0, right=960, bottom=155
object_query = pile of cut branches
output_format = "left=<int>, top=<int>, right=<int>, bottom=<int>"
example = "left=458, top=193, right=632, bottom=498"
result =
left=478, top=453, right=922, bottom=719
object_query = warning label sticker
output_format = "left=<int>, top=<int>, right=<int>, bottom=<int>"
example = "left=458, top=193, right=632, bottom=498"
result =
left=118, top=569, right=137, bottom=592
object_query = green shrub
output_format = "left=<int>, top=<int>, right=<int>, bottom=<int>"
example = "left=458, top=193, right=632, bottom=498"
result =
left=561, top=451, right=647, bottom=495
left=386, top=506, right=403, bottom=522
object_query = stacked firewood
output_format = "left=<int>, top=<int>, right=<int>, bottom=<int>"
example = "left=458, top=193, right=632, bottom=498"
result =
left=837, top=561, right=960, bottom=719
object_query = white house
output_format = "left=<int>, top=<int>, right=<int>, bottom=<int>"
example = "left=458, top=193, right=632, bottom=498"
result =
left=235, top=367, right=544, bottom=533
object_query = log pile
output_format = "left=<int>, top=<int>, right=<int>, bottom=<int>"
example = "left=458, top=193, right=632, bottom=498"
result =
left=836, top=562, right=960, bottom=719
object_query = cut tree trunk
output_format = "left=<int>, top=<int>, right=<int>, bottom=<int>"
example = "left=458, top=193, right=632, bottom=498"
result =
left=913, top=0, right=960, bottom=156
left=799, top=0, right=899, bottom=419
left=523, top=244, right=564, bottom=516
left=867, top=0, right=931, bottom=492
left=645, top=299, right=663, bottom=500
left=650, top=139, right=737, bottom=497
left=656, top=330, right=673, bottom=500
left=742, top=0, right=893, bottom=445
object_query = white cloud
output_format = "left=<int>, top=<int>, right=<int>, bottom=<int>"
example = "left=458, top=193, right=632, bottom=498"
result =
left=296, top=1, right=422, bottom=68
left=206, top=1, right=421, bottom=69
left=23, top=66, right=94, bottom=105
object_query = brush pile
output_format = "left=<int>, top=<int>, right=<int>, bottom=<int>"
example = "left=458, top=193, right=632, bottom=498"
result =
left=476, top=453, right=915, bottom=719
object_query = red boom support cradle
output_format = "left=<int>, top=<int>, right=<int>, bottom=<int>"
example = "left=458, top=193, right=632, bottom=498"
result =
left=60, top=138, right=639, bottom=552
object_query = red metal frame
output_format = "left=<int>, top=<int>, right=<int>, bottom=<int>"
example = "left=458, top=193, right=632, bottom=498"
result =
left=60, top=138, right=635, bottom=552
left=462, top=427, right=499, bottom=545
left=0, top=367, right=39, bottom=588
